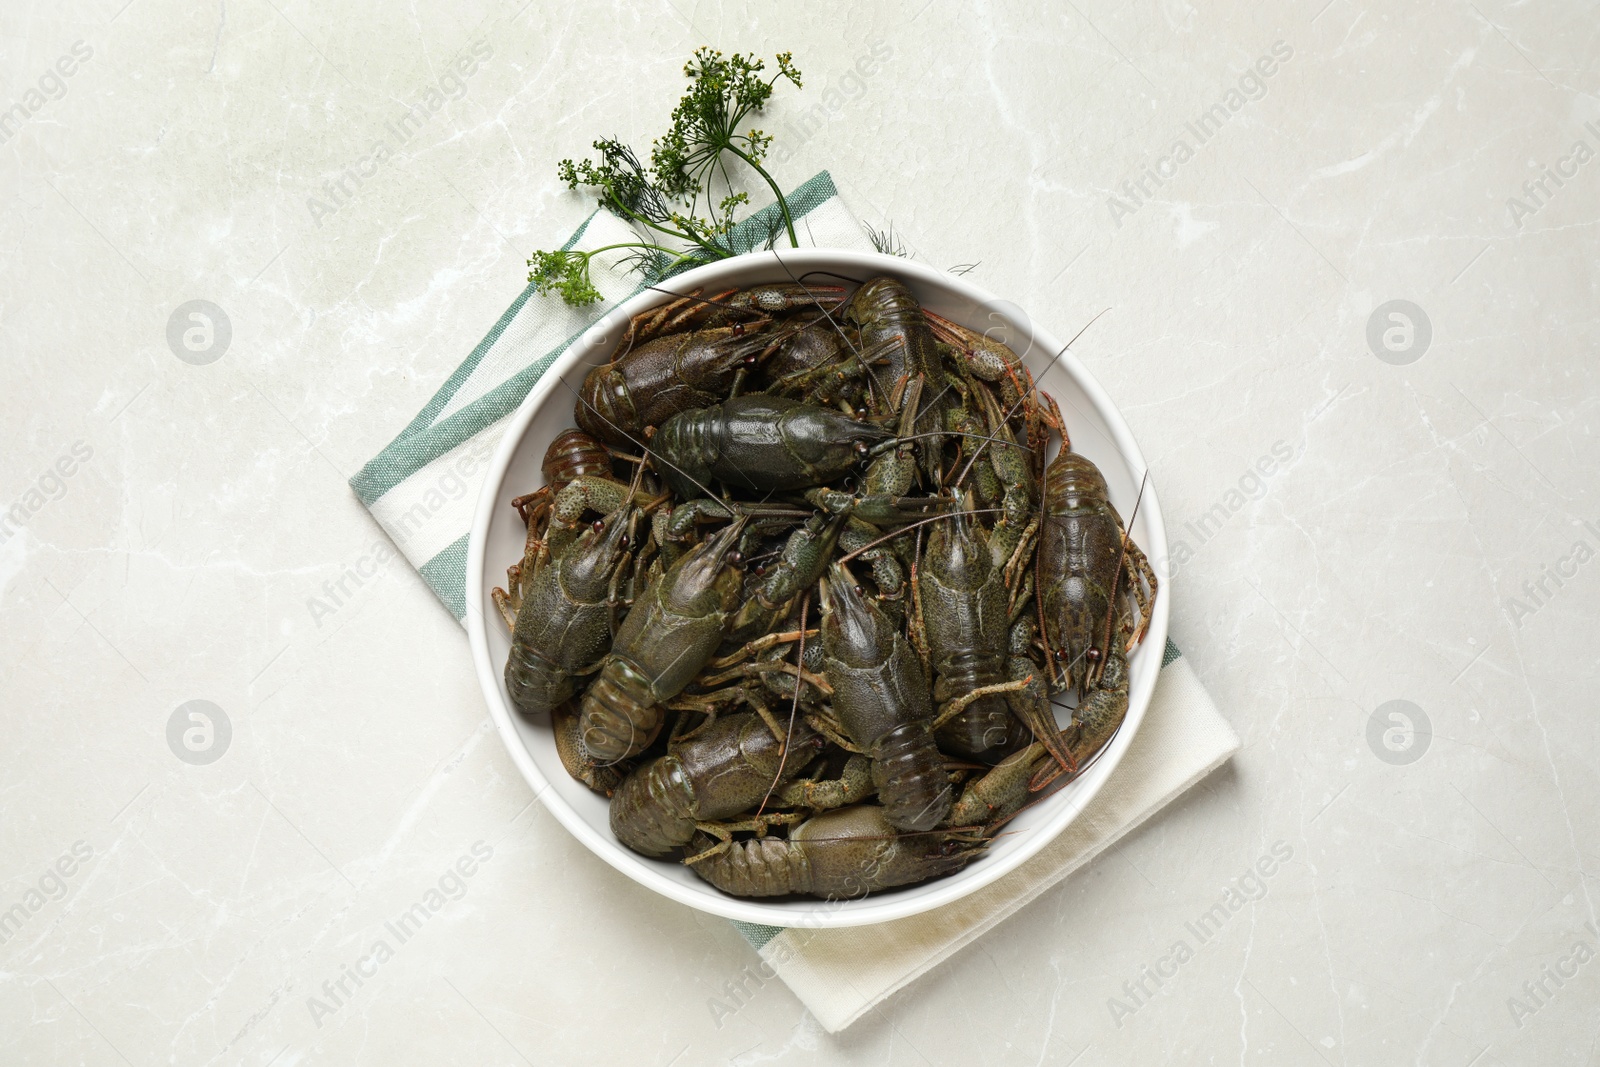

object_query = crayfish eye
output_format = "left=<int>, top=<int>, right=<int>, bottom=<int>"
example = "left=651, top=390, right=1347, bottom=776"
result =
left=617, top=535, right=629, bottom=549
left=853, top=585, right=864, bottom=598
left=731, top=323, right=745, bottom=337
left=1054, top=648, right=1068, bottom=662
left=592, top=520, right=606, bottom=533
left=1087, top=648, right=1103, bottom=663
left=728, top=550, right=743, bottom=565
left=754, top=564, right=767, bottom=576
left=854, top=440, right=870, bottom=455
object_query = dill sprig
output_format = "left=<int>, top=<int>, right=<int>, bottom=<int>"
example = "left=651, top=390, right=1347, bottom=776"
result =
left=865, top=220, right=908, bottom=258
left=528, top=48, right=804, bottom=306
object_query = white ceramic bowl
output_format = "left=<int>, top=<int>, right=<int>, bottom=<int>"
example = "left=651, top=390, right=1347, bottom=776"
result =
left=466, top=250, right=1167, bottom=928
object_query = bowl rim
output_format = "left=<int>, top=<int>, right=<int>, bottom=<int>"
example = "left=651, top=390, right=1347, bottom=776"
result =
left=465, top=248, right=1168, bottom=928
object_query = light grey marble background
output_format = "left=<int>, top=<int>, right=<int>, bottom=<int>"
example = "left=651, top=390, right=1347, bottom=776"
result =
left=3, top=1, right=1597, bottom=1063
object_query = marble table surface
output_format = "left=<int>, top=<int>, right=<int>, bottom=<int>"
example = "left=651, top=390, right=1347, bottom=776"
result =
left=4, top=1, right=1597, bottom=1063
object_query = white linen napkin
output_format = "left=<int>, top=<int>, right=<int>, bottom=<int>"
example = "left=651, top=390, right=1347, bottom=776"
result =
left=730, top=644, right=1237, bottom=1032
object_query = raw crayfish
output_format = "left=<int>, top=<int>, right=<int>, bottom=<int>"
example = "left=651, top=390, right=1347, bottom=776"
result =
left=492, top=274, right=1158, bottom=899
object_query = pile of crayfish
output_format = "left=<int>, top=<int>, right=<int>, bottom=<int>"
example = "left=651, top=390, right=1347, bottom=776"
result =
left=493, top=275, right=1157, bottom=900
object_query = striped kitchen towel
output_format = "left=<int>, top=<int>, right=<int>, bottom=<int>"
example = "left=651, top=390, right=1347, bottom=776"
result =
left=350, top=171, right=1240, bottom=1031
left=349, top=171, right=858, bottom=616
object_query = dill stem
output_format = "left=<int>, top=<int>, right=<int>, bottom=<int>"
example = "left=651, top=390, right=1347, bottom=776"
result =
left=723, top=143, right=799, bottom=247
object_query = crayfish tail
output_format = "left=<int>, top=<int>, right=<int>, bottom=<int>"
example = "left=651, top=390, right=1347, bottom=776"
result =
left=870, top=720, right=953, bottom=832
left=503, top=645, right=572, bottom=720
left=686, top=835, right=806, bottom=897
left=790, top=806, right=985, bottom=899
left=577, top=671, right=664, bottom=763
left=552, top=702, right=625, bottom=797
left=609, top=756, right=695, bottom=857
left=934, top=693, right=1015, bottom=760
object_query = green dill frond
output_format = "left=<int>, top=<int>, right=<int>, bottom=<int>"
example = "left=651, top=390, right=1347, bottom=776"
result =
left=866, top=221, right=908, bottom=258
left=527, top=249, right=603, bottom=306
left=529, top=49, right=806, bottom=305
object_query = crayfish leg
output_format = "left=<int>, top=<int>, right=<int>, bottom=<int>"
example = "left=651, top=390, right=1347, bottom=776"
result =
left=1122, top=539, right=1159, bottom=648
left=490, top=586, right=517, bottom=630
left=707, top=628, right=816, bottom=669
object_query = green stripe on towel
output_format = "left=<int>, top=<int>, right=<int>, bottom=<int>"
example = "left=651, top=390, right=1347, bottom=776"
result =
left=419, top=534, right=470, bottom=620
left=350, top=172, right=841, bottom=508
